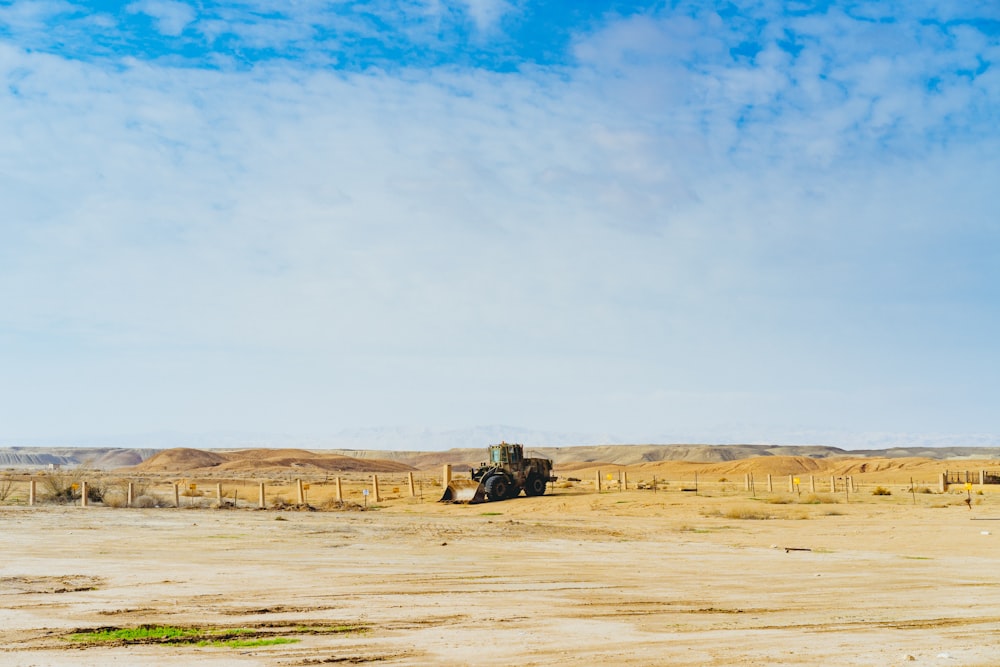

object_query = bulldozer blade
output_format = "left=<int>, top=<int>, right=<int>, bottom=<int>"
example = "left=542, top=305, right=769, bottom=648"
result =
left=439, top=479, right=487, bottom=504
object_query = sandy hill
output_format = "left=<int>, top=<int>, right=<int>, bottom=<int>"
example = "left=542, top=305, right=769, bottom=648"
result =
left=132, top=447, right=415, bottom=474
left=0, top=447, right=158, bottom=469
left=4, top=444, right=1000, bottom=476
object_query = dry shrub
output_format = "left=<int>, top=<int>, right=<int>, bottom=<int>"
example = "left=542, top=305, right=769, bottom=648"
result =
left=319, top=498, right=366, bottom=511
left=765, top=496, right=793, bottom=504
left=38, top=470, right=105, bottom=504
left=133, top=495, right=158, bottom=508
left=0, top=476, right=13, bottom=502
left=723, top=507, right=772, bottom=520
left=103, top=490, right=128, bottom=508
left=801, top=493, right=837, bottom=504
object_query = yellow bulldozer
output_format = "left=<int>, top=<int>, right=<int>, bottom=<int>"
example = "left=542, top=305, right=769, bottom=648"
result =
left=440, top=442, right=557, bottom=504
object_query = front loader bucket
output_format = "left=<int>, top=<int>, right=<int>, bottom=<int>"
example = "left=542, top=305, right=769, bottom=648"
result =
left=439, top=479, right=487, bottom=504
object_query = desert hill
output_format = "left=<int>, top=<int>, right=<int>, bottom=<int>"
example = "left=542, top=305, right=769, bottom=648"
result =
left=0, top=447, right=159, bottom=469
left=132, top=448, right=415, bottom=474
left=2, top=444, right=1000, bottom=474
left=332, top=444, right=1000, bottom=470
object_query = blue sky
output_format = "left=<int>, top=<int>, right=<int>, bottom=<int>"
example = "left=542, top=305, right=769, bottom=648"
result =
left=1, top=1, right=998, bottom=447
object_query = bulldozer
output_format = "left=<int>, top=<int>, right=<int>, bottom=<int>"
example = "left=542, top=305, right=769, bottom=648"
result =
left=440, top=442, right=557, bottom=504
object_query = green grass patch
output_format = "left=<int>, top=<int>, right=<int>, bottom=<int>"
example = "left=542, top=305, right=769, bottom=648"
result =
left=67, top=626, right=200, bottom=643
left=479, top=512, right=503, bottom=516
left=198, top=637, right=299, bottom=648
left=67, top=622, right=368, bottom=648
left=293, top=624, right=367, bottom=634
left=66, top=625, right=299, bottom=648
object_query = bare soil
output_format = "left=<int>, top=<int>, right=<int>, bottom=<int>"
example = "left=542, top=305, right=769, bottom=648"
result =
left=3, top=481, right=1000, bottom=666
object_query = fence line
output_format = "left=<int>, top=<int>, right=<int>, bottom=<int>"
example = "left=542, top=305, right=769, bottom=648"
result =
left=0, top=468, right=992, bottom=509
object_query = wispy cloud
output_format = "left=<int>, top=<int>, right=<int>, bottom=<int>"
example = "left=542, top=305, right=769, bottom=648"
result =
left=126, top=0, right=196, bottom=37
left=1, top=1, right=998, bottom=443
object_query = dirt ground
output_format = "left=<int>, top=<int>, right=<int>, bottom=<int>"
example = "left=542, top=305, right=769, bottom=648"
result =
left=3, top=485, right=1000, bottom=666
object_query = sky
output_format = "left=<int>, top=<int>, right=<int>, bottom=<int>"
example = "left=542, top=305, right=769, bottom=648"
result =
left=1, top=0, right=998, bottom=448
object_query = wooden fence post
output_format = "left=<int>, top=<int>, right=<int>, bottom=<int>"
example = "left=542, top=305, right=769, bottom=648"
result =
left=408, top=472, right=415, bottom=497
left=372, top=475, right=381, bottom=502
left=29, top=479, right=36, bottom=506
left=127, top=482, right=134, bottom=507
left=939, top=473, right=947, bottom=493
left=622, top=471, right=628, bottom=491
left=80, top=481, right=88, bottom=507
left=216, top=483, right=223, bottom=506
left=766, top=474, right=773, bottom=493
left=442, top=465, right=452, bottom=487
left=258, top=482, right=266, bottom=509
left=174, top=483, right=180, bottom=508
left=595, top=470, right=602, bottom=492
left=335, top=477, right=343, bottom=502
left=810, top=476, right=816, bottom=493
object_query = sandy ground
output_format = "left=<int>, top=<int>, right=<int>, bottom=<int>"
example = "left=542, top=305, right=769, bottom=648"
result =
left=3, top=487, right=1000, bottom=666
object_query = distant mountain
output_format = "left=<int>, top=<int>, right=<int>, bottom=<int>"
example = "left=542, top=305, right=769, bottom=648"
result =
left=4, top=425, right=999, bottom=453
left=3, top=443, right=1000, bottom=472
left=0, top=447, right=159, bottom=469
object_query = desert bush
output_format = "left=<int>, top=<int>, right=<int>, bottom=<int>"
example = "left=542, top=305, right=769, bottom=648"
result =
left=723, top=507, right=772, bottom=520
left=0, top=476, right=13, bottom=502
left=103, top=490, right=128, bottom=508
left=133, top=495, right=158, bottom=508
left=38, top=470, right=104, bottom=504
left=872, top=486, right=892, bottom=496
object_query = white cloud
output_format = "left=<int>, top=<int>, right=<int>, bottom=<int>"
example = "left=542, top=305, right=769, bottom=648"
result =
left=0, top=4, right=998, bottom=440
left=459, top=0, right=517, bottom=33
left=126, top=0, right=196, bottom=37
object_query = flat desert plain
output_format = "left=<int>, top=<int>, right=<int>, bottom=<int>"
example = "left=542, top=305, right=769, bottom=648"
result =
left=3, top=476, right=1000, bottom=666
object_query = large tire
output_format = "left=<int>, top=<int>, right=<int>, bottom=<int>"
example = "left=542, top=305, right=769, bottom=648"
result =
left=484, top=476, right=509, bottom=502
left=524, top=475, right=547, bottom=497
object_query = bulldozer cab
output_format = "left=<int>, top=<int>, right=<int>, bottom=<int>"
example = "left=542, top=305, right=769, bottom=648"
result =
left=489, top=442, right=522, bottom=465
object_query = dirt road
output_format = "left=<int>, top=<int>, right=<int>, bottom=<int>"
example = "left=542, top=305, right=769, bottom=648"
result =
left=3, top=489, right=1000, bottom=666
